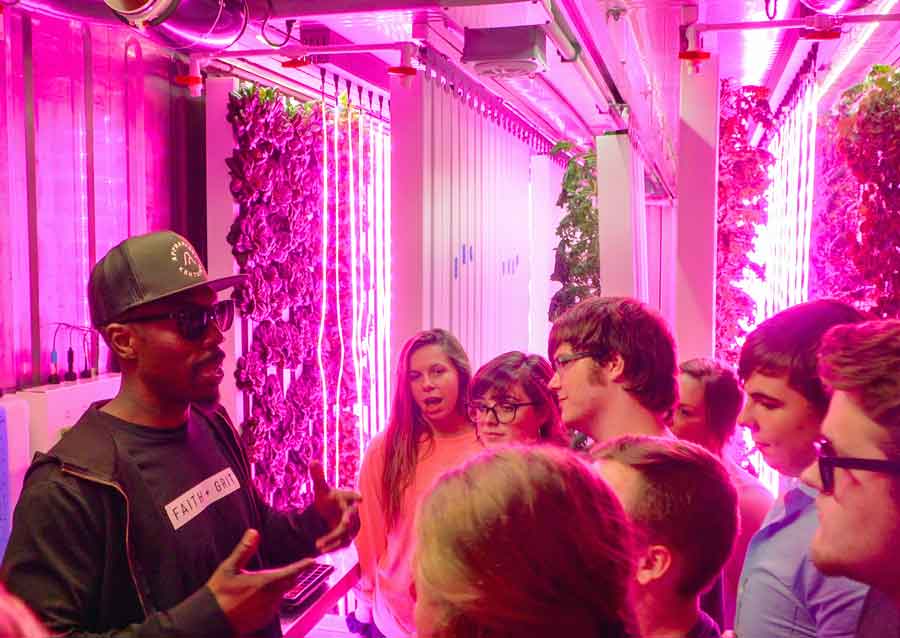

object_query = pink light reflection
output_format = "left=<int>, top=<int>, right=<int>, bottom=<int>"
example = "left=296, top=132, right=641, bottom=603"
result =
left=817, top=0, right=900, bottom=98
left=318, top=101, right=331, bottom=479
left=334, top=97, right=345, bottom=485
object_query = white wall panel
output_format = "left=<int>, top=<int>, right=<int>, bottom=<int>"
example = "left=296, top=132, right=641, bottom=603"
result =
left=391, top=59, right=548, bottom=373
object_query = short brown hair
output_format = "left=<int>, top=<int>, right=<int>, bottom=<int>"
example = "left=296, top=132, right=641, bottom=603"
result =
left=738, top=299, right=865, bottom=415
left=548, top=297, right=678, bottom=416
left=679, top=358, right=743, bottom=446
left=818, top=320, right=900, bottom=459
left=592, top=436, right=738, bottom=598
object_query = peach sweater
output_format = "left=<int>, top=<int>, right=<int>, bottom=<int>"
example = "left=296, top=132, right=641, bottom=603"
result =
left=354, top=428, right=483, bottom=637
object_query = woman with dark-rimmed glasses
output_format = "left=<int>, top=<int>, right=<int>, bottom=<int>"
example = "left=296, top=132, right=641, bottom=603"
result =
left=467, top=351, right=567, bottom=448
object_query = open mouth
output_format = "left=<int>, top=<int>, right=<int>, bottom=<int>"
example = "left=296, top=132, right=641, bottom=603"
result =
left=423, top=397, right=442, bottom=407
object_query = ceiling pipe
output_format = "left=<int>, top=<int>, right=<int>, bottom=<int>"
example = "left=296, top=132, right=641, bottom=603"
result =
left=188, top=41, right=418, bottom=95
left=693, top=11, right=900, bottom=33
left=206, top=41, right=419, bottom=60
left=104, top=0, right=250, bottom=53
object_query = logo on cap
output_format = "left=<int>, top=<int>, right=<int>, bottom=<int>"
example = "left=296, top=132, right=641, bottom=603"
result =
left=170, top=239, right=206, bottom=279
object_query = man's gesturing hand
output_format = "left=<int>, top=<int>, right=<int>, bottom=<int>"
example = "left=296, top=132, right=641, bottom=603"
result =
left=207, top=529, right=313, bottom=635
left=310, top=460, right=362, bottom=554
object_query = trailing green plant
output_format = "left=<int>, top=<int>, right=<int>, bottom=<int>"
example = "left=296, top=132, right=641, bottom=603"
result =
left=715, top=81, right=772, bottom=367
left=833, top=64, right=900, bottom=318
left=549, top=141, right=602, bottom=320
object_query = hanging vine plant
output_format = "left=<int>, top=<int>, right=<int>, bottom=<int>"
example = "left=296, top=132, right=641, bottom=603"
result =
left=548, top=141, right=602, bottom=320
left=715, top=81, right=772, bottom=367
left=833, top=64, right=900, bottom=318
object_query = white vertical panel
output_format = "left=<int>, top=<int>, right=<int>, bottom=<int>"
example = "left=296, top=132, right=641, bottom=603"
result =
left=676, top=54, right=720, bottom=361
left=205, top=76, right=242, bottom=424
left=392, top=70, right=542, bottom=370
left=528, top=156, right=565, bottom=356
left=459, top=93, right=471, bottom=357
left=473, top=104, right=485, bottom=367
left=421, top=73, right=434, bottom=331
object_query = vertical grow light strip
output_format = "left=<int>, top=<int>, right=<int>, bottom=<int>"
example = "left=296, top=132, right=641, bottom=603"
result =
left=383, top=118, right=393, bottom=416
left=348, top=102, right=363, bottom=473
left=334, top=97, right=344, bottom=484
left=366, top=114, right=377, bottom=442
left=318, top=101, right=330, bottom=477
left=373, top=119, right=387, bottom=436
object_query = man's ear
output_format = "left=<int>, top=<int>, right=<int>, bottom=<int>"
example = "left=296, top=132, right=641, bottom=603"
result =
left=635, top=544, right=673, bottom=586
left=103, top=324, right=139, bottom=362
left=606, top=354, right=626, bottom=383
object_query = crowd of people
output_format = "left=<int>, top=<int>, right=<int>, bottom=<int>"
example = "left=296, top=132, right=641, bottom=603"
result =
left=0, top=230, right=898, bottom=638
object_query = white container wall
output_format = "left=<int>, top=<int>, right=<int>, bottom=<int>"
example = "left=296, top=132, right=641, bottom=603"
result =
left=390, top=55, right=559, bottom=372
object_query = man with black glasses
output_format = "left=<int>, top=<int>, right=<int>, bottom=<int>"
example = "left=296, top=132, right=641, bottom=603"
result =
left=801, top=319, right=900, bottom=636
left=2, top=231, right=360, bottom=638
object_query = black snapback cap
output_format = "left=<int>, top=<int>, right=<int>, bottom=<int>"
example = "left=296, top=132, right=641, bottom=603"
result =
left=89, top=231, right=246, bottom=327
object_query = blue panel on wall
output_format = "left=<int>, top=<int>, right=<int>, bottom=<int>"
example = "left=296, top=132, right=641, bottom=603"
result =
left=0, top=405, right=9, bottom=557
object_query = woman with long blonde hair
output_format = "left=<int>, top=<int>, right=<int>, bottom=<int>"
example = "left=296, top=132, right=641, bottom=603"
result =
left=414, top=446, right=638, bottom=638
left=352, top=329, right=483, bottom=637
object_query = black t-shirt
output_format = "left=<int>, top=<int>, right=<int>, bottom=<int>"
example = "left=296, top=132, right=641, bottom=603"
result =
left=103, top=410, right=257, bottom=612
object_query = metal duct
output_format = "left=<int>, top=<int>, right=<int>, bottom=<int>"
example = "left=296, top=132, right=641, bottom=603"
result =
left=104, top=0, right=249, bottom=53
left=799, top=1, right=876, bottom=12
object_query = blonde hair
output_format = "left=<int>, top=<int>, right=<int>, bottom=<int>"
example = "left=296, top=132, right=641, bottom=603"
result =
left=0, top=585, right=47, bottom=637
left=415, top=446, right=636, bottom=638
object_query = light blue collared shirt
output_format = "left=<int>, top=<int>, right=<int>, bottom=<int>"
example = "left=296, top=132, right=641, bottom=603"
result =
left=735, top=481, right=868, bottom=638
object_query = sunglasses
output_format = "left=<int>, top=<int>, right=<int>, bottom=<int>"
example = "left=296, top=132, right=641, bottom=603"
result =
left=815, top=439, right=900, bottom=495
left=119, top=300, right=235, bottom=341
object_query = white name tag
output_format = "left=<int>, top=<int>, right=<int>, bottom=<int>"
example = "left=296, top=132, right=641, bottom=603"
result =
left=165, top=468, right=241, bottom=531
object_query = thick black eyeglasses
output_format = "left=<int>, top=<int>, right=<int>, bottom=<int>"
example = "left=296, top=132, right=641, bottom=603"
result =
left=816, top=439, right=900, bottom=495
left=552, top=351, right=604, bottom=371
left=467, top=401, right=536, bottom=425
left=119, top=300, right=234, bottom=341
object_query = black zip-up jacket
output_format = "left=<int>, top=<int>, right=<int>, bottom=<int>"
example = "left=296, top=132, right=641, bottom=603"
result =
left=0, top=402, right=330, bottom=638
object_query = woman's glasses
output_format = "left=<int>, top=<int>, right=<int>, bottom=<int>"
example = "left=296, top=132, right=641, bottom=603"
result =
left=119, top=300, right=235, bottom=341
left=467, top=400, right=535, bottom=424
left=815, top=439, right=900, bottom=494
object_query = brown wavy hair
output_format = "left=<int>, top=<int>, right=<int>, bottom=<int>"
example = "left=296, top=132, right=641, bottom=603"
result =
left=679, top=358, right=744, bottom=448
left=382, top=329, right=471, bottom=530
left=469, top=351, right=566, bottom=446
left=818, top=319, right=900, bottom=457
left=548, top=297, right=677, bottom=416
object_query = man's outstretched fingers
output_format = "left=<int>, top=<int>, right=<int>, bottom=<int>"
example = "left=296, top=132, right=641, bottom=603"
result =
left=310, top=460, right=329, bottom=495
left=262, top=557, right=316, bottom=593
left=223, top=529, right=261, bottom=574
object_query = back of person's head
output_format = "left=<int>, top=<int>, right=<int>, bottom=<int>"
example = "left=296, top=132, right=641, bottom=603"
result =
left=818, top=319, right=900, bottom=460
left=0, top=585, right=47, bottom=637
left=469, top=351, right=566, bottom=445
left=415, top=446, right=636, bottom=638
left=592, top=436, right=738, bottom=600
left=548, top=297, right=677, bottom=416
left=383, top=329, right=471, bottom=529
left=678, top=358, right=744, bottom=448
left=738, top=299, right=866, bottom=415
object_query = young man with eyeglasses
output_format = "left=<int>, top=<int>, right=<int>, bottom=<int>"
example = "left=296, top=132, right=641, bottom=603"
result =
left=1, top=231, right=361, bottom=638
left=800, top=319, right=900, bottom=637
left=547, top=298, right=729, bottom=629
left=547, top=296, right=678, bottom=446
left=733, top=299, right=868, bottom=638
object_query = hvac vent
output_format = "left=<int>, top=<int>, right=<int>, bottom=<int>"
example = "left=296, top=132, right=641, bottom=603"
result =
left=461, top=25, right=548, bottom=79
